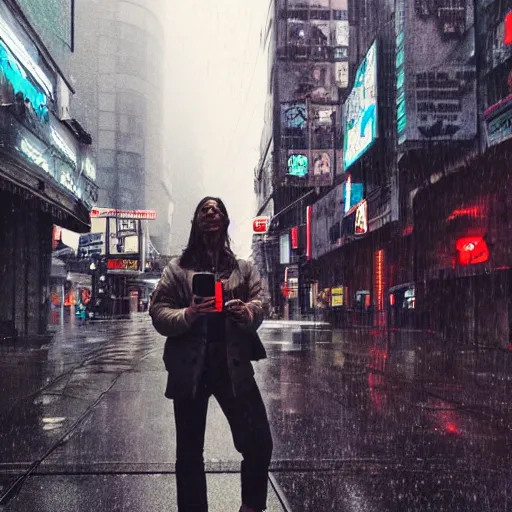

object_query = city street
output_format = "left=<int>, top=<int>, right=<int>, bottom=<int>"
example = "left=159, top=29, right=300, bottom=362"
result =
left=0, top=317, right=511, bottom=511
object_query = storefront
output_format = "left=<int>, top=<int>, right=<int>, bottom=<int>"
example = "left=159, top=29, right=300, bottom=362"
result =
left=0, top=5, right=96, bottom=337
left=413, top=152, right=512, bottom=346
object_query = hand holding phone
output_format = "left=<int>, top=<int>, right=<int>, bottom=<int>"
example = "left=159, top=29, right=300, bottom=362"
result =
left=185, top=296, right=216, bottom=324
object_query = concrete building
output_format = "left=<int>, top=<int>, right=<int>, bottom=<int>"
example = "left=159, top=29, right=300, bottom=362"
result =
left=71, top=0, right=172, bottom=255
left=0, top=0, right=98, bottom=337
left=253, top=0, right=357, bottom=317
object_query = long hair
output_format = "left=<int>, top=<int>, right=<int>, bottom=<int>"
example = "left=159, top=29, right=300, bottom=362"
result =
left=179, top=196, right=238, bottom=272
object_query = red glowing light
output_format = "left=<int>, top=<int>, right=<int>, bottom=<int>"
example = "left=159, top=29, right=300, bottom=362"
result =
left=374, top=249, right=385, bottom=311
left=389, top=293, right=395, bottom=306
left=402, top=225, right=413, bottom=236
left=456, top=236, right=489, bottom=265
left=290, top=226, right=299, bottom=249
left=447, top=206, right=483, bottom=221
left=215, top=281, right=223, bottom=312
left=253, top=216, right=269, bottom=233
left=446, top=423, right=459, bottom=435
left=505, top=13, right=512, bottom=45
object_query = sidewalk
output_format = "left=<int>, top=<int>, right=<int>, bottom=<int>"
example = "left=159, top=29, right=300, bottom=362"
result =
left=0, top=319, right=287, bottom=511
left=332, top=327, right=512, bottom=422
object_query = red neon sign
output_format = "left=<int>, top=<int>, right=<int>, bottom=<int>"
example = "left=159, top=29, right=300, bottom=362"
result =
left=253, top=216, right=269, bottom=233
left=456, top=236, right=489, bottom=265
left=91, top=208, right=156, bottom=220
left=290, top=226, right=298, bottom=249
left=505, top=13, right=512, bottom=45
left=107, top=259, right=139, bottom=271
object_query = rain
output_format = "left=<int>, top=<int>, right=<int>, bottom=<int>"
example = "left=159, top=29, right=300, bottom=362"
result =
left=1, top=1, right=512, bottom=511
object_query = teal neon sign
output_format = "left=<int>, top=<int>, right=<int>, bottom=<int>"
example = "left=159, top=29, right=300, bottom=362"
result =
left=0, top=40, right=49, bottom=122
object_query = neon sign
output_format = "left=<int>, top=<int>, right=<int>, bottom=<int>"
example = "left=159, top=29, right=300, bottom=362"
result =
left=355, top=200, right=368, bottom=235
left=0, top=40, right=49, bottom=122
left=20, top=138, right=50, bottom=173
left=107, top=259, right=139, bottom=271
left=456, top=236, right=489, bottom=265
left=0, top=13, right=53, bottom=96
left=287, top=154, right=308, bottom=177
left=90, top=208, right=157, bottom=220
left=253, top=216, right=269, bottom=234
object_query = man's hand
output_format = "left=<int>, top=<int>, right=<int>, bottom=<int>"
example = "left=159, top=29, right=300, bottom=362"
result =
left=185, top=296, right=216, bottom=324
left=225, top=299, right=253, bottom=325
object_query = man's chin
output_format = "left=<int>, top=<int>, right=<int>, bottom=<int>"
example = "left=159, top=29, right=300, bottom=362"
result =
left=202, top=225, right=221, bottom=232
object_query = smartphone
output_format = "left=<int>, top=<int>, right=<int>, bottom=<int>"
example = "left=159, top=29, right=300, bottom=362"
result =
left=192, top=272, right=216, bottom=303
left=192, top=272, right=224, bottom=312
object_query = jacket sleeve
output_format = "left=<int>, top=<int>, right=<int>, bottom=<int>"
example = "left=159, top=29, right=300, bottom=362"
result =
left=149, top=264, right=191, bottom=337
left=244, top=262, right=264, bottom=331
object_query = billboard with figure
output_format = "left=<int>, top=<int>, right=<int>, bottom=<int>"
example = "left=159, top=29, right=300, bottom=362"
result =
left=396, top=0, right=477, bottom=145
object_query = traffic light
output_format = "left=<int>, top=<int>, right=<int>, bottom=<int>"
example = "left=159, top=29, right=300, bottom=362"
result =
left=97, top=259, right=108, bottom=296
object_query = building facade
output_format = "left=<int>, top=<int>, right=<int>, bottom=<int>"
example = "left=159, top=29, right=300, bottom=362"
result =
left=0, top=0, right=97, bottom=338
left=255, top=0, right=512, bottom=346
left=71, top=0, right=172, bottom=255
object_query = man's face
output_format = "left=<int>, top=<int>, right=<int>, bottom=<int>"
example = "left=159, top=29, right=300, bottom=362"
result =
left=197, top=200, right=225, bottom=233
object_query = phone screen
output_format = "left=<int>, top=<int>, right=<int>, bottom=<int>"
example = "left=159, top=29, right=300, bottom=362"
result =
left=192, top=273, right=223, bottom=311
left=192, top=272, right=216, bottom=298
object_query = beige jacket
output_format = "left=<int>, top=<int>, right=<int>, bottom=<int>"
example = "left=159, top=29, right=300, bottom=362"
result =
left=149, top=258, right=266, bottom=400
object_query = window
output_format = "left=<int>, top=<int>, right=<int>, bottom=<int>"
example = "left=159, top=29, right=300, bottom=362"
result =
left=333, top=47, right=349, bottom=60
left=310, top=46, right=330, bottom=60
left=310, top=9, right=330, bottom=21
left=333, top=10, right=348, bottom=21
left=286, top=8, right=308, bottom=21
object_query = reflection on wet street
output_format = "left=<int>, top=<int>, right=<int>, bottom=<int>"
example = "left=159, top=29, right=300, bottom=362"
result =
left=1, top=317, right=511, bottom=511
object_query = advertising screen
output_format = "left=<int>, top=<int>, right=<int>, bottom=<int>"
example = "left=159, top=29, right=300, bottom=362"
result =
left=343, top=40, right=378, bottom=170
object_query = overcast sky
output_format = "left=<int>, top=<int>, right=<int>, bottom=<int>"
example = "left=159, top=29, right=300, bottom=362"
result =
left=164, top=0, right=270, bottom=258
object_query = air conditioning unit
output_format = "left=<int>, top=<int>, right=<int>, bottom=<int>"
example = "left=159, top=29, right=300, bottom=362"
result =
left=57, top=76, right=71, bottom=120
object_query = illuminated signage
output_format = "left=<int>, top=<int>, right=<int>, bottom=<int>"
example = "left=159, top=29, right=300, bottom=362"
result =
left=343, top=40, right=378, bottom=170
left=290, top=227, right=298, bottom=249
left=331, top=287, right=344, bottom=308
left=253, top=216, right=270, bottom=234
left=51, top=127, right=77, bottom=166
left=506, top=13, right=512, bottom=44
left=484, top=96, right=512, bottom=147
left=396, top=0, right=406, bottom=144
left=0, top=15, right=53, bottom=97
left=20, top=138, right=50, bottom=173
left=456, top=236, right=489, bottom=266
left=107, top=259, right=140, bottom=271
left=343, top=175, right=364, bottom=213
left=90, top=208, right=157, bottom=220
left=355, top=200, right=368, bottom=235
left=287, top=154, right=308, bottom=177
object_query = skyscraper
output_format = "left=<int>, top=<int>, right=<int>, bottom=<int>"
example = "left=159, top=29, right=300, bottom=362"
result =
left=72, top=0, right=172, bottom=255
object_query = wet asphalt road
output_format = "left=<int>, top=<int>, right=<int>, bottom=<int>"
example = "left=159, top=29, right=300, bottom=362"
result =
left=0, top=315, right=511, bottom=511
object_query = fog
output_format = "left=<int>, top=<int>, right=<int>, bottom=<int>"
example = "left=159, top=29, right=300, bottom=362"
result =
left=163, top=0, right=270, bottom=258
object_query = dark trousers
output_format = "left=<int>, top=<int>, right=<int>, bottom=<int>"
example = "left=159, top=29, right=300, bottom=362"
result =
left=173, top=373, right=273, bottom=512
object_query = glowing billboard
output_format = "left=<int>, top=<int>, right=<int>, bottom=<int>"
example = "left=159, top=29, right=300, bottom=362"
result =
left=343, top=40, right=378, bottom=170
